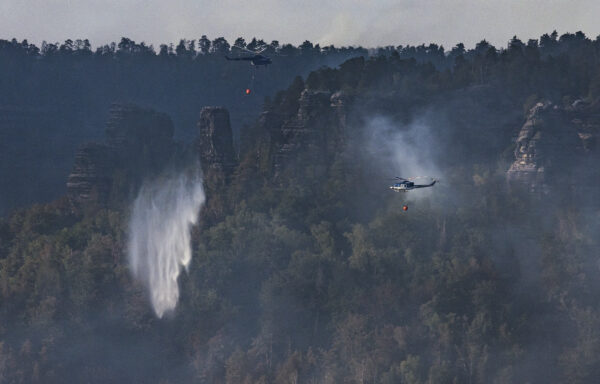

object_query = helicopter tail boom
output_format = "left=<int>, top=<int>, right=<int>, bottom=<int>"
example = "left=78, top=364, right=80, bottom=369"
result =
left=414, top=180, right=437, bottom=188
left=225, top=56, right=253, bottom=61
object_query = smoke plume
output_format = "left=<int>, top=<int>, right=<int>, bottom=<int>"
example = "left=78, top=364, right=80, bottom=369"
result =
left=364, top=115, right=441, bottom=201
left=128, top=171, right=205, bottom=318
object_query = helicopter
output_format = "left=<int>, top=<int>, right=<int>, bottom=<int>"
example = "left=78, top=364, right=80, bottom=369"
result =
left=225, top=46, right=272, bottom=66
left=390, top=176, right=437, bottom=192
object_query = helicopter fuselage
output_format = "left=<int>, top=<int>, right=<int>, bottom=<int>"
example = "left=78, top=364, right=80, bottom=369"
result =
left=389, top=180, right=436, bottom=192
left=250, top=55, right=272, bottom=66
left=390, top=182, right=415, bottom=192
left=226, top=54, right=272, bottom=66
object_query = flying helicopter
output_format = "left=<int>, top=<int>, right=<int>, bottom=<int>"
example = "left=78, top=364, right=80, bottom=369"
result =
left=389, top=176, right=437, bottom=192
left=226, top=45, right=274, bottom=95
left=225, top=46, right=272, bottom=66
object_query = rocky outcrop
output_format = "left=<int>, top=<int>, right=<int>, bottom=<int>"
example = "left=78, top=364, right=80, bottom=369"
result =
left=507, top=100, right=599, bottom=193
left=194, top=107, right=237, bottom=222
left=67, top=103, right=242, bottom=207
left=569, top=100, right=599, bottom=152
left=275, top=91, right=331, bottom=172
left=67, top=104, right=175, bottom=204
left=262, top=89, right=351, bottom=179
left=66, top=143, right=115, bottom=202
left=197, top=107, right=236, bottom=181
left=507, top=102, right=553, bottom=192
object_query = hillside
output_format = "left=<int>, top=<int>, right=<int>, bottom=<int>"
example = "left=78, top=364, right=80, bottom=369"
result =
left=0, top=37, right=367, bottom=215
left=1, top=31, right=600, bottom=383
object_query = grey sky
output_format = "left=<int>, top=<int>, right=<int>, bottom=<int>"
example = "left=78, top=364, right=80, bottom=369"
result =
left=1, top=0, right=598, bottom=49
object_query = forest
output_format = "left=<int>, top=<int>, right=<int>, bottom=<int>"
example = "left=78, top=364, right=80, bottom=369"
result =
left=1, top=30, right=600, bottom=383
left=0, top=36, right=366, bottom=214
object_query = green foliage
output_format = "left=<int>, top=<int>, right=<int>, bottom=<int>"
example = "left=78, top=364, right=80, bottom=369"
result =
left=2, top=30, right=600, bottom=383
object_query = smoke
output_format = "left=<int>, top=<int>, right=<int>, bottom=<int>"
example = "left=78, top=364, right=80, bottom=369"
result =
left=127, top=170, right=205, bottom=318
left=364, top=115, right=441, bottom=202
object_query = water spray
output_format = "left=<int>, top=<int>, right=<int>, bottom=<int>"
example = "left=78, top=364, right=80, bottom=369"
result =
left=128, top=171, right=205, bottom=318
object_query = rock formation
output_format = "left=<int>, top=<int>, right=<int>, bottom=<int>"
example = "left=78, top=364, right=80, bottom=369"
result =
left=507, top=100, right=599, bottom=193
left=197, top=107, right=236, bottom=181
left=67, top=104, right=175, bottom=204
left=507, top=102, right=554, bottom=192
left=194, top=107, right=237, bottom=222
left=259, top=89, right=351, bottom=179
left=66, top=143, right=114, bottom=202
left=66, top=103, right=243, bottom=209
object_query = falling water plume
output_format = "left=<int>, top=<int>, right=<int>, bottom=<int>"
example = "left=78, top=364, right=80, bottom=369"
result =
left=128, top=171, right=205, bottom=318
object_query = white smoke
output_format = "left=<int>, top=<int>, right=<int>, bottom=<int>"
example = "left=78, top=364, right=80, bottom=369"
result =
left=365, top=115, right=440, bottom=201
left=128, top=171, right=205, bottom=318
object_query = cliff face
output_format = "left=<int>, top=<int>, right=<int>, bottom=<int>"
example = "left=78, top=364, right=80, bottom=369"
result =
left=195, top=107, right=237, bottom=221
left=259, top=89, right=350, bottom=179
left=197, top=107, right=236, bottom=182
left=66, top=143, right=115, bottom=202
left=67, top=104, right=175, bottom=204
left=507, top=101, right=600, bottom=193
left=67, top=104, right=239, bottom=208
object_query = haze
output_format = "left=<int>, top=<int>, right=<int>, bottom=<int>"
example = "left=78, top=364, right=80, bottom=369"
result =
left=2, top=0, right=599, bottom=48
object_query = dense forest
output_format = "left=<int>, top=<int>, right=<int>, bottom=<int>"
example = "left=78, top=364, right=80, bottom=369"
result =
left=1, top=30, right=600, bottom=383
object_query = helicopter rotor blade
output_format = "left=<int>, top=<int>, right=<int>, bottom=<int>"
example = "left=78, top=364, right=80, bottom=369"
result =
left=231, top=45, right=269, bottom=55
left=231, top=46, right=256, bottom=55
left=255, top=46, right=268, bottom=54
left=407, top=176, right=436, bottom=181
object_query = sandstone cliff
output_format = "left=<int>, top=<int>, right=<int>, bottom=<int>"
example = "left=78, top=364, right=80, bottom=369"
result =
left=195, top=107, right=237, bottom=221
left=66, top=143, right=115, bottom=202
left=197, top=107, right=236, bottom=182
left=257, top=89, right=351, bottom=180
left=507, top=100, right=600, bottom=194
left=67, top=104, right=240, bottom=208
left=67, top=104, right=175, bottom=204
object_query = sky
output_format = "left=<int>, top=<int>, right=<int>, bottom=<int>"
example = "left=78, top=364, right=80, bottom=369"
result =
left=1, top=0, right=599, bottom=49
